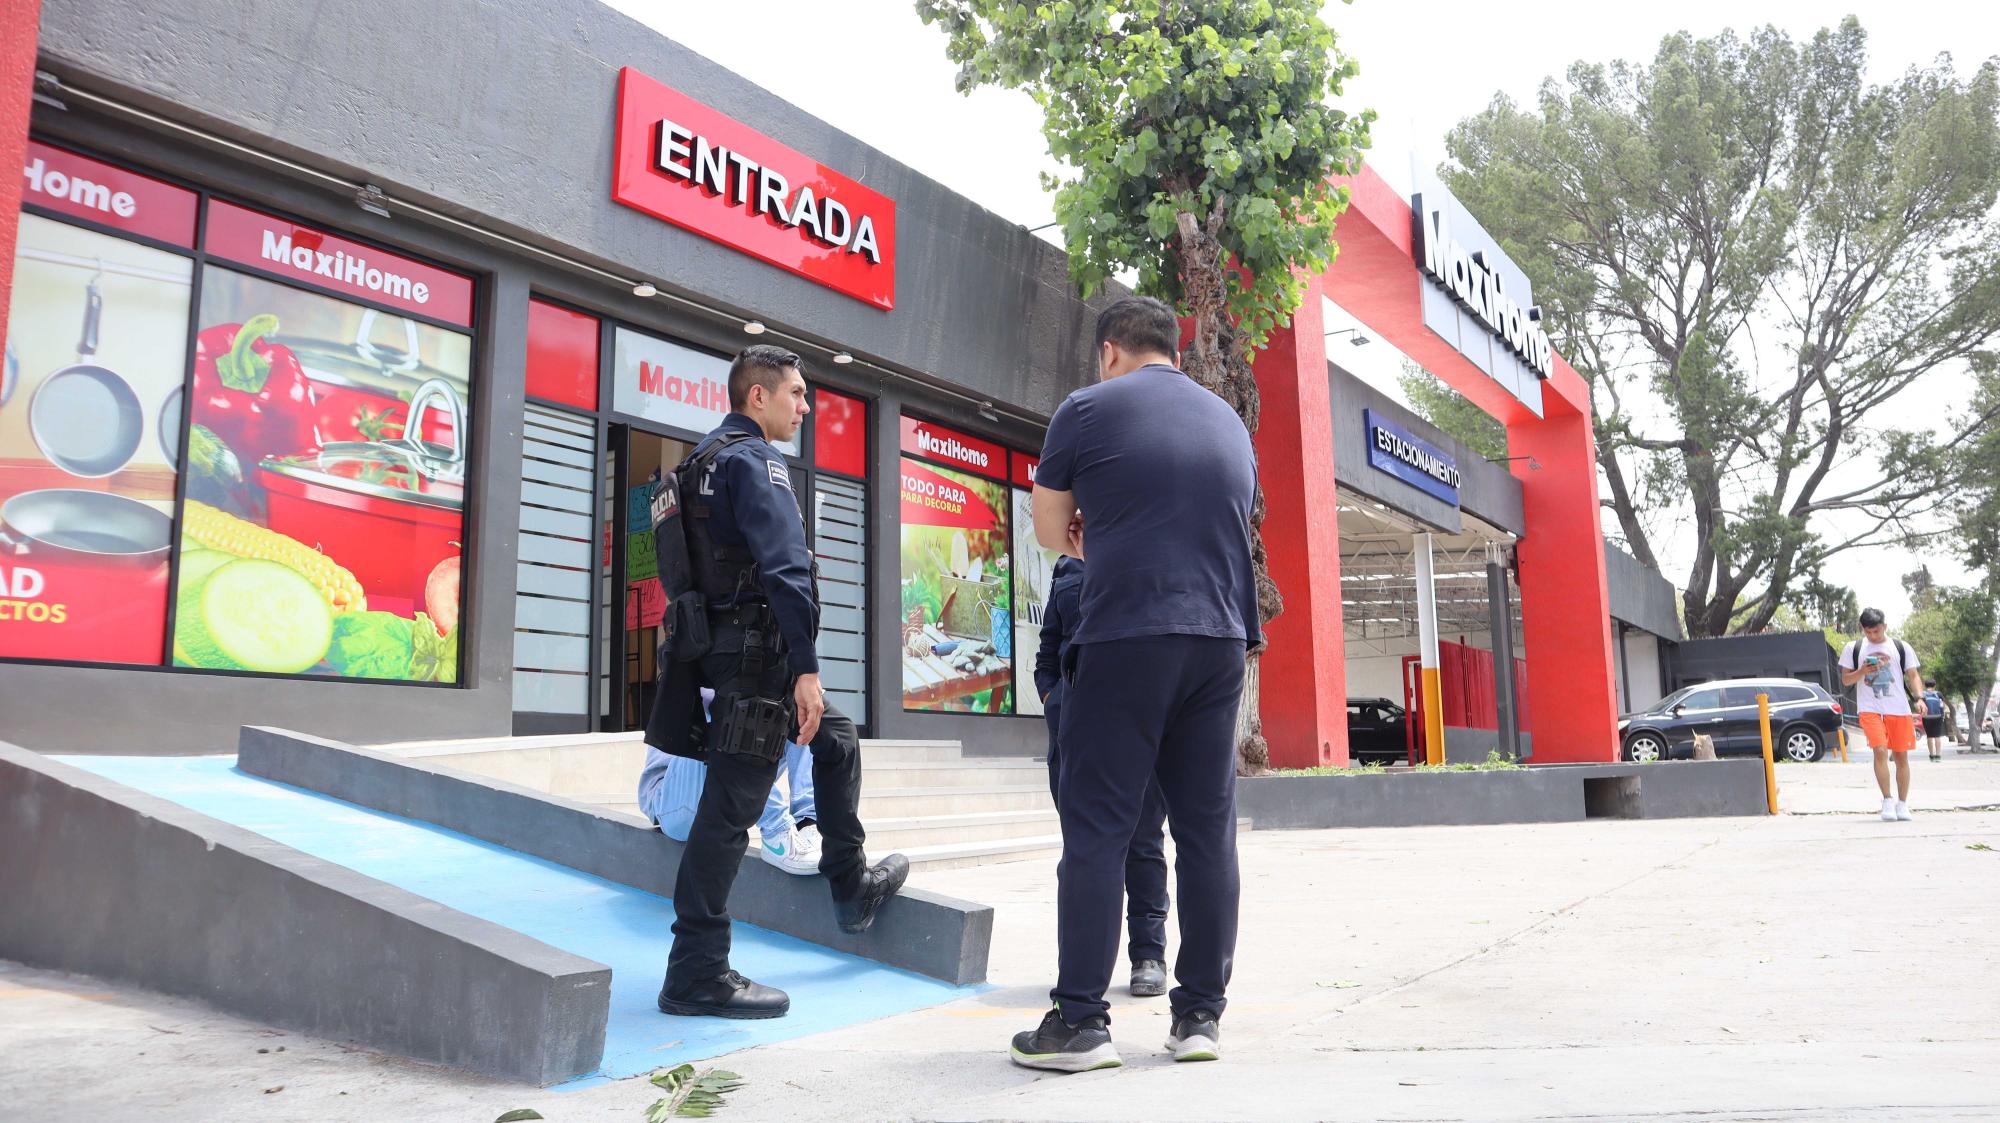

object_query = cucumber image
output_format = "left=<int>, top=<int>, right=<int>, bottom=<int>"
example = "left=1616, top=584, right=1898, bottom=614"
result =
left=178, top=559, right=334, bottom=674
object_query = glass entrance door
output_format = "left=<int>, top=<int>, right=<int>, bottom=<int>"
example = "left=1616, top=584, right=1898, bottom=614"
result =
left=604, top=425, right=692, bottom=732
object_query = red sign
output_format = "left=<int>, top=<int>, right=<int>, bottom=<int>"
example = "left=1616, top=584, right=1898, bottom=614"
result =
left=899, top=459, right=999, bottom=531
left=202, top=199, right=475, bottom=326
left=526, top=299, right=600, bottom=411
left=813, top=388, right=868, bottom=478
left=611, top=67, right=896, bottom=311
left=899, top=416, right=1004, bottom=480
left=1011, top=451, right=1038, bottom=489
left=21, top=140, right=197, bottom=247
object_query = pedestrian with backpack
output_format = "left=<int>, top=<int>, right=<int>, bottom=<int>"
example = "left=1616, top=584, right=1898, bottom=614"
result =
left=1920, top=681, right=1948, bottom=763
left=1840, top=608, right=1926, bottom=821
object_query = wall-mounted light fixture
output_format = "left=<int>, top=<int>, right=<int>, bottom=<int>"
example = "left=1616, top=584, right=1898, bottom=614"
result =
left=1325, top=327, right=1371, bottom=347
left=742, top=321, right=767, bottom=335
left=631, top=281, right=657, bottom=297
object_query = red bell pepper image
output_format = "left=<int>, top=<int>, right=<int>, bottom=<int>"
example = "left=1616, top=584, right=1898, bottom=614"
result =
left=191, top=314, right=321, bottom=469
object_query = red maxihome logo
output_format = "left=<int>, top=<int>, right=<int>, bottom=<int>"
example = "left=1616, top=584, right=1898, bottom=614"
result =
left=611, top=67, right=896, bottom=311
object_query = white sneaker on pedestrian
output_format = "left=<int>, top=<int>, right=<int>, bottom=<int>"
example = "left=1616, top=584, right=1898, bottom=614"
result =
left=1895, top=800, right=1913, bottom=821
left=795, top=823, right=822, bottom=865
left=758, top=827, right=819, bottom=875
left=1880, top=798, right=1897, bottom=821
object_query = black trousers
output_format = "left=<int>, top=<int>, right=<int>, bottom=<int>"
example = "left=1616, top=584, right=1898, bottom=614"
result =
left=1053, top=635, right=1243, bottom=1025
left=1046, top=686, right=1169, bottom=964
left=665, top=641, right=867, bottom=992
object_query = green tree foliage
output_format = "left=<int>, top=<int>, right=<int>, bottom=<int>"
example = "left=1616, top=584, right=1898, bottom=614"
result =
left=1949, top=358, right=2000, bottom=732
left=1904, top=584, right=1997, bottom=729
left=916, top=0, right=1373, bottom=769
left=1442, top=20, right=2000, bottom=638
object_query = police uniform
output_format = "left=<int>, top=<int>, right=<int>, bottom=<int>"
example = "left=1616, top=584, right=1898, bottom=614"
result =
left=1034, top=555, right=1169, bottom=976
left=649, top=412, right=902, bottom=1016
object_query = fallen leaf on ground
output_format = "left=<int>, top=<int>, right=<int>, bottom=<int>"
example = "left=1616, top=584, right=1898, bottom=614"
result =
left=262, top=1087, right=284, bottom=1095
left=1967, top=843, right=1994, bottom=851
left=1316, top=980, right=1363, bottom=989
left=494, top=1111, right=545, bottom=1122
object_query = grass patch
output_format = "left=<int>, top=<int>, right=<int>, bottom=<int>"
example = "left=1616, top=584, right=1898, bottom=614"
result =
left=1273, top=749, right=1523, bottom=777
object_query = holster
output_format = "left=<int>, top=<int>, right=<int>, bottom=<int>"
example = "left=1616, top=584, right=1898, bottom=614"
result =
left=711, top=694, right=791, bottom=763
left=662, top=591, right=711, bottom=662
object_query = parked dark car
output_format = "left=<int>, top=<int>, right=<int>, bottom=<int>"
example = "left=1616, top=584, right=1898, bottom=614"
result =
left=1347, top=697, right=1409, bottom=764
left=1619, top=678, right=1843, bottom=763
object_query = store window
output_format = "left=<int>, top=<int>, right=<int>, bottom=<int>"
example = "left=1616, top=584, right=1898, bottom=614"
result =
left=898, top=415, right=1015, bottom=714
left=2, top=142, right=197, bottom=666
left=168, top=201, right=476, bottom=683
left=1009, top=452, right=1064, bottom=717
left=812, top=388, right=869, bottom=724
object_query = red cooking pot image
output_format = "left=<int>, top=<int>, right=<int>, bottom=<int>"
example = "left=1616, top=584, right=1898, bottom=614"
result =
left=256, top=378, right=465, bottom=615
left=0, top=488, right=172, bottom=663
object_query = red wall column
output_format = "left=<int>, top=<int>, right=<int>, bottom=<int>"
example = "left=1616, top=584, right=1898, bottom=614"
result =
left=0, top=0, right=41, bottom=347
left=1250, top=274, right=1349, bottom=767
left=1506, top=357, right=1618, bottom=762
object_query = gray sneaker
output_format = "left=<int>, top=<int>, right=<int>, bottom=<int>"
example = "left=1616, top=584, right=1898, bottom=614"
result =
left=1165, top=1010, right=1220, bottom=1062
left=1010, top=1008, right=1122, bottom=1073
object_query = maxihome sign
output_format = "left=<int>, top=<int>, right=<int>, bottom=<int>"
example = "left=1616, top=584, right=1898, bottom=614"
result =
left=1412, top=195, right=1552, bottom=382
left=1365, top=409, right=1461, bottom=507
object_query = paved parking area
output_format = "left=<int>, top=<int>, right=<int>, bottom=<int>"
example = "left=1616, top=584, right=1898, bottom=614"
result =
left=6, top=754, right=1998, bottom=1121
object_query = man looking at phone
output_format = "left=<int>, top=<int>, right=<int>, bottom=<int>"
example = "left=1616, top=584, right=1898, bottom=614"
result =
left=1840, top=607, right=1925, bottom=821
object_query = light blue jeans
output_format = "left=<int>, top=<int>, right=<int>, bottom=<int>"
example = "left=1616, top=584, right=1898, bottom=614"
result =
left=640, top=741, right=816, bottom=843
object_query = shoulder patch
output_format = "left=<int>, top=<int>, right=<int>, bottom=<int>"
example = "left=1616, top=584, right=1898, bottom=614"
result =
left=767, top=460, right=793, bottom=490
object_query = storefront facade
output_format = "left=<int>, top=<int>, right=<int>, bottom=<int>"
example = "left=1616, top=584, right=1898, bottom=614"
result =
left=0, top=0, right=1100, bottom=754
left=0, top=0, right=1626, bottom=764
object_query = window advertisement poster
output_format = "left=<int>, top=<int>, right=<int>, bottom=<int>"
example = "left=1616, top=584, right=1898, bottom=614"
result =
left=168, top=265, right=473, bottom=682
left=1009, top=473, right=1065, bottom=716
left=626, top=479, right=665, bottom=629
left=899, top=454, right=1013, bottom=713
left=0, top=213, right=193, bottom=664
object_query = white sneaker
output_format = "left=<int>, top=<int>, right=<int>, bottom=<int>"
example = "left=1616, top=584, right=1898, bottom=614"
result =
left=1895, top=800, right=1913, bottom=821
left=1880, top=798, right=1897, bottom=821
left=795, top=823, right=822, bottom=864
left=758, top=827, right=819, bottom=876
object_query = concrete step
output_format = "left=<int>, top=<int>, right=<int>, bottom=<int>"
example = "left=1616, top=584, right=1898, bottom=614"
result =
left=861, top=759, right=1050, bottom=790
left=899, top=835, right=1062, bottom=871
left=857, top=740, right=975, bottom=764
left=860, top=808, right=1060, bottom=848
left=860, top=783, right=1055, bottom=819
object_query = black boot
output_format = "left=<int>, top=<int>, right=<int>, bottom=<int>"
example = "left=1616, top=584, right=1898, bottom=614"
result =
left=657, top=970, right=790, bottom=1019
left=833, top=853, right=910, bottom=933
left=1128, top=959, right=1167, bottom=997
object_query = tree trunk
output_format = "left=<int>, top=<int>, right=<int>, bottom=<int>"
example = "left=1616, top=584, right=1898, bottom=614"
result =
left=1175, top=205, right=1280, bottom=775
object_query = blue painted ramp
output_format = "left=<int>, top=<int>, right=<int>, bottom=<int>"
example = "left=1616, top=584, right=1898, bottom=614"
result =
left=56, top=756, right=969, bottom=1086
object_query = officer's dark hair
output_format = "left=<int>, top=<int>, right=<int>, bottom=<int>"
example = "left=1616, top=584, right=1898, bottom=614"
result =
left=1094, top=296, right=1180, bottom=360
left=728, top=345, right=803, bottom=411
left=1860, top=607, right=1886, bottom=629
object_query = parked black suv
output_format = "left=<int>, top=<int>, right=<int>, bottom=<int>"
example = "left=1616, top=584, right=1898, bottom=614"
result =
left=1346, top=697, right=1410, bottom=764
left=1619, top=678, right=1843, bottom=763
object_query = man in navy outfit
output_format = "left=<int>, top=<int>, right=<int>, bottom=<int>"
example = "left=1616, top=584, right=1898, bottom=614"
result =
left=1034, top=537, right=1171, bottom=1000
left=1012, top=296, right=1260, bottom=1071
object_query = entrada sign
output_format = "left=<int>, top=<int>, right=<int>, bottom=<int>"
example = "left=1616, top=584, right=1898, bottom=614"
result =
left=1413, top=195, right=1552, bottom=381
left=612, top=67, right=897, bottom=310
left=1365, top=409, right=1461, bottom=507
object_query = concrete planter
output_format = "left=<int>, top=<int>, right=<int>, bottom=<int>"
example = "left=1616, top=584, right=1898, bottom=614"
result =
left=1235, top=759, right=1768, bottom=831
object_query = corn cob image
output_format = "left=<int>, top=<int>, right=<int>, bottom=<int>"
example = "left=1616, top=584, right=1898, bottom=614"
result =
left=182, top=500, right=367, bottom=614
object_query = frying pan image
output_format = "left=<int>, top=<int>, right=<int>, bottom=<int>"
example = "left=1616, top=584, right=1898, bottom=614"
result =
left=29, top=273, right=144, bottom=478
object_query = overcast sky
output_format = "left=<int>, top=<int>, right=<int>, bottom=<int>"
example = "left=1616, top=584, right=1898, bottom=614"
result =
left=608, top=0, right=1995, bottom=625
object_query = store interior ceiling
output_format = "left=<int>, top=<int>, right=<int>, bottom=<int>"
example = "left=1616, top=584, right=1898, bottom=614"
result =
left=1338, top=490, right=1524, bottom=656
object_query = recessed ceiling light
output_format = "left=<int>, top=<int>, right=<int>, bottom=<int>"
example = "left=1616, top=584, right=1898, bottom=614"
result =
left=632, top=282, right=657, bottom=297
left=832, top=352, right=854, bottom=364
left=743, top=320, right=766, bottom=335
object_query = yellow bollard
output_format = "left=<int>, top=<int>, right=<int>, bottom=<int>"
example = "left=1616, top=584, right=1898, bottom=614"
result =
left=1837, top=725, right=1848, bottom=763
left=1758, top=693, right=1779, bottom=815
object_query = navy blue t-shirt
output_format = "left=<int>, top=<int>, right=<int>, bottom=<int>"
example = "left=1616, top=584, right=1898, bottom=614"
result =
left=1037, top=363, right=1260, bottom=648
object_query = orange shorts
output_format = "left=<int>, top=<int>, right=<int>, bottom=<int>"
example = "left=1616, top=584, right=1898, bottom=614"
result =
left=1859, top=712, right=1916, bottom=753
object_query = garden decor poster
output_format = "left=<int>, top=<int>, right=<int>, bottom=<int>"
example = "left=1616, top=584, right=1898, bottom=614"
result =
left=899, top=455, right=1013, bottom=713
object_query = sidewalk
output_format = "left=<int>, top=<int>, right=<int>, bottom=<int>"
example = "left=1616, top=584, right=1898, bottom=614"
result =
left=1777, top=739, right=2000, bottom=815
left=6, top=777, right=1999, bottom=1121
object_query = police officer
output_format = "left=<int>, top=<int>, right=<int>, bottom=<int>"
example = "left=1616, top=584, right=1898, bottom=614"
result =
left=1034, top=531, right=1170, bottom=999
left=651, top=344, right=907, bottom=1020
left=1011, top=296, right=1259, bottom=1072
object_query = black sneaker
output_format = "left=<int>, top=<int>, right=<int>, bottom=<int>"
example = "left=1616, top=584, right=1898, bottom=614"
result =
left=1128, top=959, right=1167, bottom=997
left=1165, top=1010, right=1220, bottom=1062
left=1009, top=1008, right=1122, bottom=1073
left=657, top=970, right=790, bottom=1019
left=833, top=853, right=910, bottom=934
